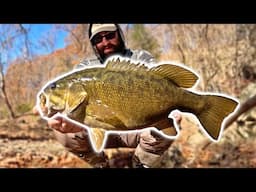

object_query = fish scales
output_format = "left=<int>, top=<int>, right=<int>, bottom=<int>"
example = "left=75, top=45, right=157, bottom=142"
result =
left=84, top=70, right=179, bottom=127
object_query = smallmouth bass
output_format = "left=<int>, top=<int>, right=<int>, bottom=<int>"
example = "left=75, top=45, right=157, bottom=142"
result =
left=37, top=57, right=239, bottom=152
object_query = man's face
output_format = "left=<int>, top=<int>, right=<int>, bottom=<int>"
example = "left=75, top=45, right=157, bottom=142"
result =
left=92, top=31, right=122, bottom=58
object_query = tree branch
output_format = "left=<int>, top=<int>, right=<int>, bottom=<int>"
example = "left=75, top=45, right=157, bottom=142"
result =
left=224, top=94, right=256, bottom=128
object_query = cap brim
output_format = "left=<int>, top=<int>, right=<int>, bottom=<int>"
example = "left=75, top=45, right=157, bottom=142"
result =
left=90, top=26, right=117, bottom=40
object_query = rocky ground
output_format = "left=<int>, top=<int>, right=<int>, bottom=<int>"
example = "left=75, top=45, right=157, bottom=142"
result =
left=0, top=116, right=90, bottom=168
left=0, top=111, right=256, bottom=168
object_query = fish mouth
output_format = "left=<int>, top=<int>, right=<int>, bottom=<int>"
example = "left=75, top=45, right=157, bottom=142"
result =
left=39, top=92, right=64, bottom=118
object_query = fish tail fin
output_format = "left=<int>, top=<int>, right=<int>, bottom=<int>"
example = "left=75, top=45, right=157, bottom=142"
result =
left=197, top=95, right=239, bottom=141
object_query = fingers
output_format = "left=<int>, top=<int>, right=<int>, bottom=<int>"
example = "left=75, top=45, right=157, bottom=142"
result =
left=48, top=117, right=83, bottom=133
left=33, top=105, right=48, bottom=116
left=139, top=129, right=173, bottom=153
left=48, top=117, right=62, bottom=130
left=171, top=110, right=182, bottom=124
left=32, top=105, right=40, bottom=115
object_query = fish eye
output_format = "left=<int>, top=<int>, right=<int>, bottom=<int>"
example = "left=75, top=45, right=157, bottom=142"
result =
left=49, top=83, right=57, bottom=89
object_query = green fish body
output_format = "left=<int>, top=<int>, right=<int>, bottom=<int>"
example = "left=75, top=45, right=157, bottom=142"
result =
left=38, top=57, right=239, bottom=152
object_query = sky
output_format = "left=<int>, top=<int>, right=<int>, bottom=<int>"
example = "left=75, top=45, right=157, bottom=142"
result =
left=1, top=24, right=157, bottom=71
left=2, top=24, right=155, bottom=64
left=0, top=24, right=69, bottom=72
left=0, top=24, right=71, bottom=74
left=25, top=24, right=68, bottom=55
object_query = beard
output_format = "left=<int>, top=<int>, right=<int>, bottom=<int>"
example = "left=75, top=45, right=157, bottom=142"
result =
left=99, top=43, right=125, bottom=62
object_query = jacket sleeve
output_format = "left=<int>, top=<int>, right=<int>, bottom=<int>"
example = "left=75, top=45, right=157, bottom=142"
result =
left=53, top=129, right=91, bottom=153
left=107, top=130, right=173, bottom=168
left=133, top=129, right=173, bottom=167
left=131, top=49, right=156, bottom=64
left=75, top=57, right=101, bottom=69
left=53, top=129, right=108, bottom=167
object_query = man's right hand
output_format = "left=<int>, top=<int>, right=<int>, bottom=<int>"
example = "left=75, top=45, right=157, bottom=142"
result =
left=33, top=105, right=83, bottom=133
left=48, top=116, right=84, bottom=133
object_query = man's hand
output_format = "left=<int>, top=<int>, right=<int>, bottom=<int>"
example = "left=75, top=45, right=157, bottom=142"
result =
left=172, top=110, right=182, bottom=124
left=33, top=105, right=40, bottom=115
left=48, top=116, right=84, bottom=133
left=33, top=105, right=83, bottom=133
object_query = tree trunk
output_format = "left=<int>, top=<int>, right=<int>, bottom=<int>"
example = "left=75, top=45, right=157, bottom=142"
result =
left=0, top=65, right=16, bottom=119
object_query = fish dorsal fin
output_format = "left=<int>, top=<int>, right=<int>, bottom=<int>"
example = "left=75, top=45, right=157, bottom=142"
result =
left=106, top=57, right=199, bottom=88
left=150, top=64, right=199, bottom=88
left=89, top=128, right=107, bottom=153
left=105, top=57, right=149, bottom=73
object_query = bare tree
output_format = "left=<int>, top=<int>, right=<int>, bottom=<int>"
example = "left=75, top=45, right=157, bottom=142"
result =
left=0, top=24, right=31, bottom=118
left=0, top=55, right=16, bottom=118
left=0, top=24, right=46, bottom=118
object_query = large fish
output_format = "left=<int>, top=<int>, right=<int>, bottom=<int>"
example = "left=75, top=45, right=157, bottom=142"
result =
left=37, top=57, right=239, bottom=152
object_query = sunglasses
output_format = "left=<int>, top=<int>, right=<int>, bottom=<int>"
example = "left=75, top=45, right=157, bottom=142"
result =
left=92, top=31, right=117, bottom=45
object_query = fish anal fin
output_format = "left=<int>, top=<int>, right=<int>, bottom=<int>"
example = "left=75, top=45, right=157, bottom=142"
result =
left=150, top=64, right=198, bottom=88
left=89, top=128, right=107, bottom=153
left=152, top=118, right=178, bottom=138
left=161, top=127, right=177, bottom=136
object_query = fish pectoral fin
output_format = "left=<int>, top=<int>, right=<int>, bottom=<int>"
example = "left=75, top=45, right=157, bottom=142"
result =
left=65, top=91, right=87, bottom=122
left=151, top=118, right=179, bottom=139
left=150, top=64, right=199, bottom=88
left=88, top=128, right=107, bottom=153
left=66, top=91, right=88, bottom=113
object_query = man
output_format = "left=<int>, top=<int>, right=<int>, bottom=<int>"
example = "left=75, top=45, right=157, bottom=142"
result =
left=45, top=24, right=181, bottom=168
